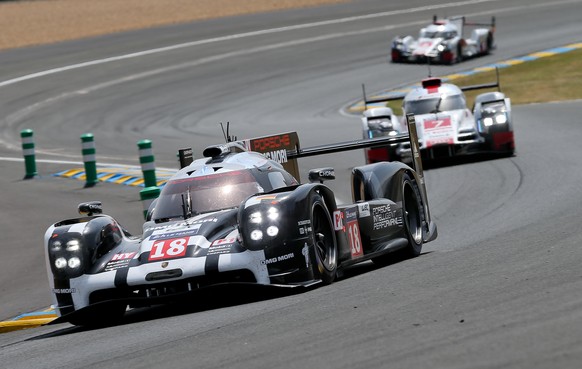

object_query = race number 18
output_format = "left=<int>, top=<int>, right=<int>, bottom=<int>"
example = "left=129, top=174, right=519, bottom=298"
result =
left=347, top=222, right=363, bottom=258
left=148, top=237, right=188, bottom=261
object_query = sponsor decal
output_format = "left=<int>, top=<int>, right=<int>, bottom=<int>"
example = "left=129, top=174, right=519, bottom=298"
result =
left=104, top=252, right=136, bottom=271
left=250, top=134, right=292, bottom=152
left=148, top=237, right=190, bottom=261
left=52, top=288, right=76, bottom=294
left=144, top=217, right=216, bottom=234
left=357, top=203, right=371, bottom=218
left=111, top=252, right=136, bottom=261
left=422, top=116, right=454, bottom=148
left=207, top=244, right=232, bottom=256
left=261, top=252, right=295, bottom=265
left=333, top=211, right=344, bottom=231
left=263, top=149, right=288, bottom=164
left=150, top=228, right=200, bottom=241
left=211, top=237, right=236, bottom=246
left=189, top=218, right=218, bottom=225
left=298, top=219, right=312, bottom=235
left=344, top=207, right=357, bottom=223
left=318, top=169, right=334, bottom=177
left=207, top=237, right=236, bottom=255
left=302, top=243, right=310, bottom=268
left=372, top=204, right=403, bottom=230
left=344, top=207, right=363, bottom=258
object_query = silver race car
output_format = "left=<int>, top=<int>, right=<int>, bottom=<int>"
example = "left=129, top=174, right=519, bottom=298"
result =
left=391, top=15, right=495, bottom=64
left=361, top=72, right=515, bottom=163
left=44, top=129, right=437, bottom=326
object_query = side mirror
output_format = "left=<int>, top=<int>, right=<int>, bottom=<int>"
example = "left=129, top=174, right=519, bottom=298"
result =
left=78, top=201, right=103, bottom=216
left=308, top=168, right=335, bottom=184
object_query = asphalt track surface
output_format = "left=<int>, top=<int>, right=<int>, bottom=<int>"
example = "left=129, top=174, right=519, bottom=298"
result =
left=1, top=0, right=582, bottom=367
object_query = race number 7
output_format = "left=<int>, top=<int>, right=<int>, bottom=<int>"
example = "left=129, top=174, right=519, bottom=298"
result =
left=148, top=237, right=189, bottom=261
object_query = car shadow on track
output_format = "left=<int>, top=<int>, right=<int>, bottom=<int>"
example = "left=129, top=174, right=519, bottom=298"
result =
left=422, top=152, right=515, bottom=170
left=26, top=253, right=435, bottom=338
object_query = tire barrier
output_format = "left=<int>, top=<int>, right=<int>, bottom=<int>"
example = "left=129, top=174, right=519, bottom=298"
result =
left=137, top=139, right=157, bottom=188
left=80, top=133, right=98, bottom=188
left=140, top=186, right=160, bottom=219
left=20, top=129, right=38, bottom=179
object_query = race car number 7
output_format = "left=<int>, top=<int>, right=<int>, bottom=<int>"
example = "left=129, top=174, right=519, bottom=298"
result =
left=149, top=237, right=189, bottom=261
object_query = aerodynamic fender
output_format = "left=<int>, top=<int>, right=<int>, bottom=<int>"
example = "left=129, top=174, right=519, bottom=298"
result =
left=238, top=184, right=341, bottom=283
left=44, top=215, right=133, bottom=316
left=351, top=162, right=436, bottom=243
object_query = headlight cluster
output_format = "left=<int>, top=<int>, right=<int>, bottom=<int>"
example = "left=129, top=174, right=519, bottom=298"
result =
left=482, top=113, right=508, bottom=127
left=49, top=237, right=85, bottom=276
left=367, top=118, right=398, bottom=139
left=248, top=207, right=280, bottom=242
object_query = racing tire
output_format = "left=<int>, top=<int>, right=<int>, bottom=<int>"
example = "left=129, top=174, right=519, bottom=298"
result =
left=371, top=173, right=423, bottom=265
left=454, top=44, right=463, bottom=64
left=486, top=32, right=494, bottom=53
left=310, top=195, right=337, bottom=285
left=401, top=173, right=424, bottom=257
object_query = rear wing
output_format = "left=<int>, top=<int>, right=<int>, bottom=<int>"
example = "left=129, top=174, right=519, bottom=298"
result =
left=361, top=84, right=405, bottom=110
left=361, top=66, right=502, bottom=110
left=433, top=15, right=495, bottom=37
left=459, top=66, right=501, bottom=92
left=238, top=114, right=424, bottom=186
left=241, top=132, right=301, bottom=180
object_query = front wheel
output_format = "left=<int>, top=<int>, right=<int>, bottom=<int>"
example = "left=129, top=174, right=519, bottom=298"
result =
left=310, top=197, right=337, bottom=285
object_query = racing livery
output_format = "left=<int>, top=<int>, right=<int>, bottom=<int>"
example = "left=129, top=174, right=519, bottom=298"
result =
left=391, top=15, right=495, bottom=64
left=44, top=128, right=437, bottom=326
left=361, top=73, right=515, bottom=163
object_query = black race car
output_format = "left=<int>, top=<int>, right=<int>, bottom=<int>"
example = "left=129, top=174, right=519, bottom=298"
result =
left=44, top=119, right=437, bottom=326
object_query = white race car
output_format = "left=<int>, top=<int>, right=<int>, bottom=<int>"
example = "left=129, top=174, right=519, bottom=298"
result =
left=391, top=15, right=495, bottom=64
left=361, top=74, right=515, bottom=163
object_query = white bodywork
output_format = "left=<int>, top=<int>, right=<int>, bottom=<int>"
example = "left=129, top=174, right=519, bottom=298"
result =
left=391, top=16, right=494, bottom=63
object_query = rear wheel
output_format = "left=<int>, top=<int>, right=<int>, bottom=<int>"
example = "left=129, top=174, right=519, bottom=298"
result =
left=486, top=32, right=494, bottom=53
left=371, top=173, right=423, bottom=265
left=402, top=173, right=424, bottom=257
left=310, top=197, right=337, bottom=285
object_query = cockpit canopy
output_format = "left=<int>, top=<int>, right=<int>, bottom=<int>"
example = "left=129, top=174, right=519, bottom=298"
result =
left=419, top=24, right=458, bottom=39
left=404, top=94, right=467, bottom=115
left=151, top=167, right=296, bottom=221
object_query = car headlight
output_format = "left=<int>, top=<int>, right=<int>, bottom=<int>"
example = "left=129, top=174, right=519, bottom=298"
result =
left=249, top=211, right=262, bottom=224
left=50, top=240, right=62, bottom=252
left=483, top=113, right=507, bottom=127
left=55, top=257, right=67, bottom=269
left=266, top=226, right=279, bottom=237
left=68, top=257, right=82, bottom=269
left=48, top=235, right=86, bottom=277
left=250, top=230, right=263, bottom=241
left=495, top=114, right=507, bottom=124
left=66, top=239, right=80, bottom=251
left=437, top=44, right=446, bottom=52
left=267, top=207, right=279, bottom=221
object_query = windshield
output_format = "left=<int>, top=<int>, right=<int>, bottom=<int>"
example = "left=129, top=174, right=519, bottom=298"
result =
left=366, top=117, right=395, bottom=138
left=420, top=30, right=456, bottom=39
left=404, top=95, right=466, bottom=115
left=152, top=170, right=263, bottom=220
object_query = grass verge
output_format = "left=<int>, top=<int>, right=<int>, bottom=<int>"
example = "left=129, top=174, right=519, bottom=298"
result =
left=387, top=48, right=582, bottom=114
